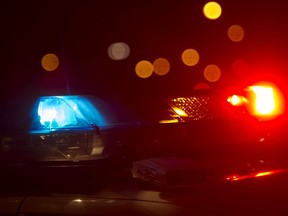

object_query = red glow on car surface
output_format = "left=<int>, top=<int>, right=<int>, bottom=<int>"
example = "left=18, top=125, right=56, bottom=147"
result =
left=225, top=169, right=288, bottom=182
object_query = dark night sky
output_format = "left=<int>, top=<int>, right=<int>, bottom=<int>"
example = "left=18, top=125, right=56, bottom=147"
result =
left=1, top=0, right=288, bottom=104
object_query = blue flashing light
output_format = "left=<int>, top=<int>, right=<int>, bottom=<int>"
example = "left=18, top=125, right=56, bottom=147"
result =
left=37, top=97, right=77, bottom=128
left=30, top=95, right=108, bottom=132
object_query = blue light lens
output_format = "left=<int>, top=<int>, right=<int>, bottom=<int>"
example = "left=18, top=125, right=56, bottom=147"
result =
left=30, top=95, right=107, bottom=131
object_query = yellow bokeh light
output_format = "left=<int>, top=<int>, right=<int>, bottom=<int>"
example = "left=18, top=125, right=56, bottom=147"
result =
left=228, top=25, right=245, bottom=42
left=182, top=49, right=200, bottom=66
left=135, top=60, right=154, bottom=78
left=153, top=58, right=170, bottom=76
left=204, top=64, right=221, bottom=82
left=41, top=53, right=59, bottom=71
left=203, top=2, right=222, bottom=20
left=108, top=42, right=130, bottom=60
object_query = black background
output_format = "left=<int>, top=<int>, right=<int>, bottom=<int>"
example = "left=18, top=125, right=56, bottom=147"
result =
left=1, top=0, right=288, bottom=104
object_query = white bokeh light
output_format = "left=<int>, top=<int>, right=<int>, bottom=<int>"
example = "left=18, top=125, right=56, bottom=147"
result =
left=108, top=42, right=130, bottom=60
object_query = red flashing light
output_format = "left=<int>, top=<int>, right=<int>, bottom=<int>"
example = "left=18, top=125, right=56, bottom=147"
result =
left=227, top=82, right=285, bottom=120
left=247, top=83, right=284, bottom=119
left=227, top=95, right=247, bottom=106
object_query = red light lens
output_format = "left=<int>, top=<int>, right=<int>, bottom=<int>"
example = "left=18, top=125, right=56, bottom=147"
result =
left=228, top=82, right=285, bottom=120
left=247, top=82, right=285, bottom=119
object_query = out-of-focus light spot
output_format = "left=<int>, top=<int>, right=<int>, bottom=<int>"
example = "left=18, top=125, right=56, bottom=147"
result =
left=225, top=175, right=239, bottom=181
left=247, top=82, right=285, bottom=119
left=226, top=169, right=287, bottom=182
left=182, top=49, right=200, bottom=66
left=203, top=2, right=222, bottom=20
left=135, top=60, right=154, bottom=78
left=228, top=25, right=245, bottom=42
left=171, top=107, right=188, bottom=117
left=227, top=95, right=248, bottom=106
left=108, top=42, right=130, bottom=60
left=259, top=137, right=265, bottom=142
left=249, top=85, right=276, bottom=115
left=153, top=58, right=170, bottom=76
left=255, top=171, right=273, bottom=177
left=158, top=119, right=179, bottom=124
left=41, top=53, right=59, bottom=71
left=232, top=59, right=250, bottom=77
left=194, top=82, right=210, bottom=90
left=204, top=64, right=221, bottom=82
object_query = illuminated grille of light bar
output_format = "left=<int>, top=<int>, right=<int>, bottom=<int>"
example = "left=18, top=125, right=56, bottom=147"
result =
left=170, top=96, right=222, bottom=120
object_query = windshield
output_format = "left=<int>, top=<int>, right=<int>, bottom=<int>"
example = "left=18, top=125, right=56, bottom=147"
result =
left=1, top=1, right=288, bottom=215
